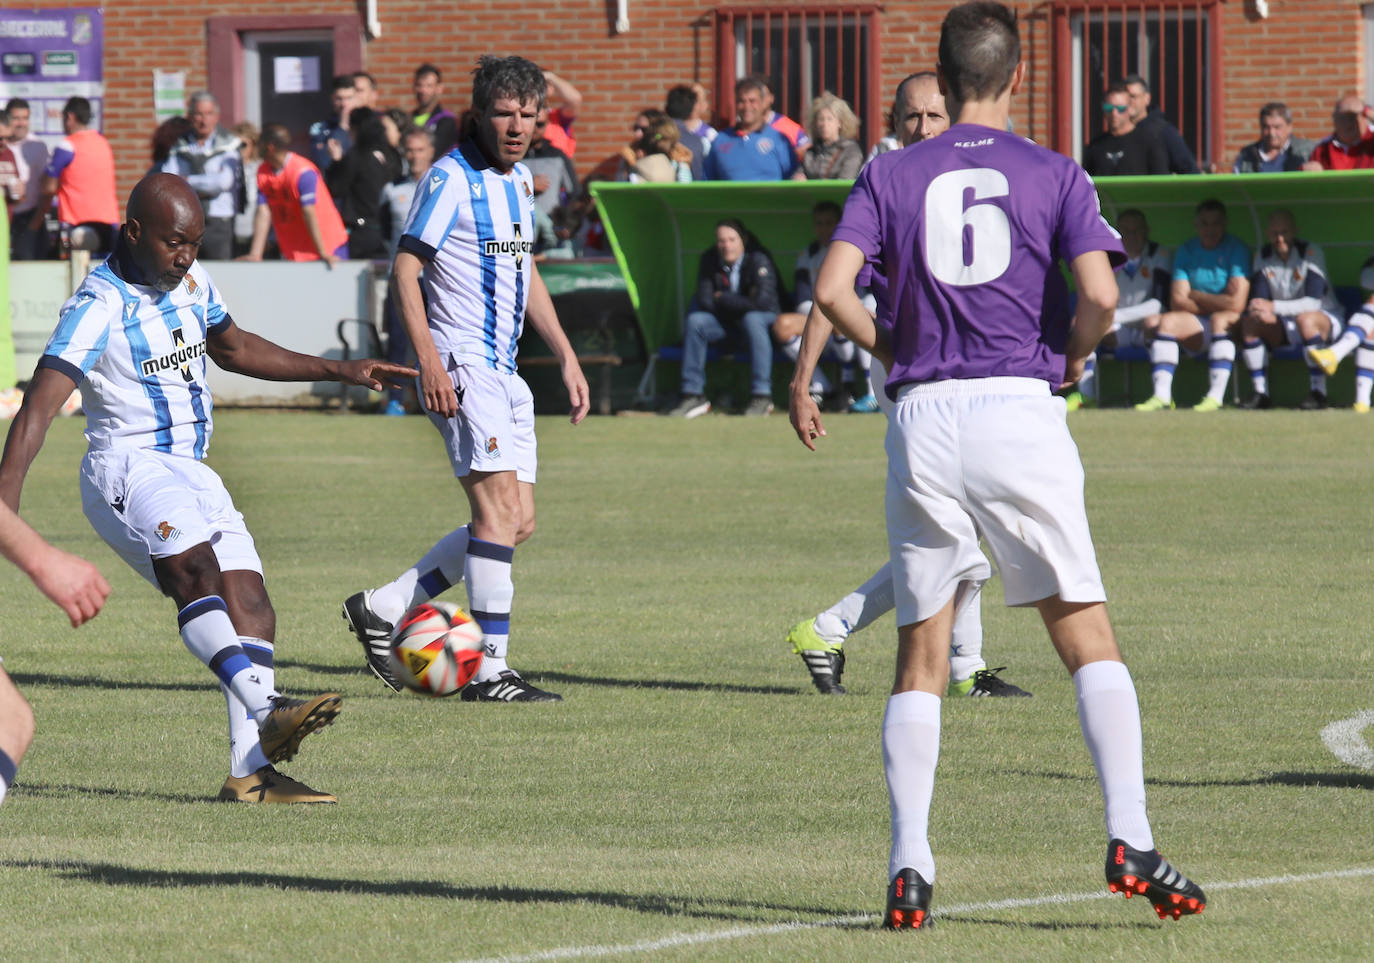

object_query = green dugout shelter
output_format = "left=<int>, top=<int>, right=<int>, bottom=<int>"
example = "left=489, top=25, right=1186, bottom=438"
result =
left=591, top=171, right=1374, bottom=356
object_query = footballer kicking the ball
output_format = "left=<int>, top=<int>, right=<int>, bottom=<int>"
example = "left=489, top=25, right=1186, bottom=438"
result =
left=0, top=173, right=416, bottom=803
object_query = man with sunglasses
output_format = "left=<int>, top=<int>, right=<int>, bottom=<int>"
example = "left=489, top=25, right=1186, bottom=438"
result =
left=1082, top=82, right=1168, bottom=177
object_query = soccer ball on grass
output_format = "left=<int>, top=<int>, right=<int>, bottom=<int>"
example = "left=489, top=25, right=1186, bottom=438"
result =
left=389, top=601, right=484, bottom=696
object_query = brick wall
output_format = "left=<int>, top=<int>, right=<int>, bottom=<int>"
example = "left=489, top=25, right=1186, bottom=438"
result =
left=15, top=0, right=1366, bottom=200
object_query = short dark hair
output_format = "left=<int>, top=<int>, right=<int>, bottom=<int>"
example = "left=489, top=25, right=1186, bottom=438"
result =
left=353, top=70, right=376, bottom=88
left=1105, top=81, right=1131, bottom=98
left=63, top=96, right=92, bottom=126
left=812, top=199, right=842, bottom=218
left=1195, top=197, right=1227, bottom=219
left=735, top=76, right=767, bottom=99
left=1259, top=101, right=1291, bottom=124
left=665, top=85, right=697, bottom=121
left=1117, top=208, right=1147, bottom=228
left=331, top=74, right=355, bottom=93
left=5, top=97, right=29, bottom=114
left=260, top=123, right=293, bottom=152
left=470, top=55, right=546, bottom=114
left=414, top=63, right=442, bottom=83
left=0, top=107, right=9, bottom=126
left=937, top=2, right=1020, bottom=105
left=1121, top=73, right=1149, bottom=92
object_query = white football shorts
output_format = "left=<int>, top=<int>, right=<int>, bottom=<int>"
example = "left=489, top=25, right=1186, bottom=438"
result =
left=80, top=448, right=263, bottom=589
left=424, top=363, right=537, bottom=483
left=1279, top=311, right=1342, bottom=346
left=884, top=376, right=1106, bottom=624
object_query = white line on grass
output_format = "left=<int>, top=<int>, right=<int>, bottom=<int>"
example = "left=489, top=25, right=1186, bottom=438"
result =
left=1320, top=710, right=1374, bottom=770
left=461, top=865, right=1374, bottom=963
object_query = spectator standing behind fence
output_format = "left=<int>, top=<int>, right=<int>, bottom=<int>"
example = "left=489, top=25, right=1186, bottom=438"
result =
left=524, top=108, right=580, bottom=217
left=0, top=109, right=21, bottom=223
left=666, top=219, right=781, bottom=418
left=1135, top=198, right=1249, bottom=411
left=310, top=75, right=356, bottom=175
left=240, top=124, right=349, bottom=266
left=325, top=107, right=398, bottom=260
left=1237, top=210, right=1343, bottom=410
left=757, top=76, right=811, bottom=161
left=162, top=92, right=243, bottom=261
left=542, top=70, right=582, bottom=159
left=665, top=85, right=707, bottom=180
left=1303, top=95, right=1374, bottom=170
left=618, top=111, right=693, bottom=183
left=5, top=99, right=50, bottom=260
left=148, top=116, right=192, bottom=177
left=704, top=78, right=798, bottom=181
left=377, top=126, right=436, bottom=417
left=1232, top=102, right=1314, bottom=173
left=411, top=63, right=460, bottom=157
left=1081, top=82, right=1168, bottom=177
left=801, top=92, right=863, bottom=180
left=352, top=71, right=379, bottom=110
left=688, top=82, right=719, bottom=147
left=32, top=97, right=119, bottom=256
left=1123, top=74, right=1198, bottom=174
left=231, top=122, right=260, bottom=257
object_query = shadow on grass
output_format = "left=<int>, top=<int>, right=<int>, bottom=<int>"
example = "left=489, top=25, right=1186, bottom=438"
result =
left=15, top=782, right=212, bottom=804
left=276, top=659, right=375, bottom=678
left=948, top=915, right=1156, bottom=932
left=1, top=858, right=854, bottom=922
left=8, top=672, right=210, bottom=694
left=531, top=670, right=803, bottom=696
left=1004, top=768, right=1374, bottom=790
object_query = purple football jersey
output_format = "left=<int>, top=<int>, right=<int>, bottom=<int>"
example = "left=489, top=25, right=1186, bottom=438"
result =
left=833, top=124, right=1124, bottom=392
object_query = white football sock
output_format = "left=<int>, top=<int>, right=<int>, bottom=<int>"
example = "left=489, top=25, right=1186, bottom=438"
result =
left=1074, top=660, right=1153, bottom=850
left=1206, top=338, right=1235, bottom=402
left=814, top=562, right=897, bottom=644
left=179, top=597, right=275, bottom=725
left=224, top=637, right=274, bottom=777
left=1078, top=352, right=1097, bottom=402
left=884, top=689, right=941, bottom=882
left=948, top=585, right=986, bottom=683
left=1150, top=337, right=1179, bottom=401
left=466, top=537, right=514, bottom=681
left=370, top=525, right=472, bottom=624
left=1357, top=343, right=1374, bottom=406
left=0, top=748, right=15, bottom=807
left=1242, top=339, right=1267, bottom=396
left=1334, top=311, right=1374, bottom=362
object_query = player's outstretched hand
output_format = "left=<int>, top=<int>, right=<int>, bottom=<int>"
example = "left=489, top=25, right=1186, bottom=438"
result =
left=338, top=360, right=419, bottom=392
left=564, top=362, right=590, bottom=425
left=789, top=388, right=826, bottom=451
left=30, top=545, right=110, bottom=627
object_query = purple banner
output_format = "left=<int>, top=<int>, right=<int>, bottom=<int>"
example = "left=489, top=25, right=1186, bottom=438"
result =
left=0, top=8, right=104, bottom=144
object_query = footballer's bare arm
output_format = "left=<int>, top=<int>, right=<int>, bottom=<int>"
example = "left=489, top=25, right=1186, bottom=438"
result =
left=0, top=366, right=78, bottom=512
left=207, top=320, right=416, bottom=389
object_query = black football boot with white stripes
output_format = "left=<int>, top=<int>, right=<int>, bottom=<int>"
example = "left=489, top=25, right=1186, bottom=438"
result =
left=1105, top=838, right=1206, bottom=920
left=341, top=590, right=402, bottom=692
left=460, top=670, right=562, bottom=702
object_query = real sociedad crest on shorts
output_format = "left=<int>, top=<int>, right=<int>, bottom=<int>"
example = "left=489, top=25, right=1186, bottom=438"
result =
left=486, top=436, right=499, bottom=455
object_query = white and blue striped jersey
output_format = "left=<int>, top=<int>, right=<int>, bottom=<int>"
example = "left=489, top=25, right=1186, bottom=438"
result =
left=39, top=240, right=229, bottom=459
left=398, top=140, right=536, bottom=374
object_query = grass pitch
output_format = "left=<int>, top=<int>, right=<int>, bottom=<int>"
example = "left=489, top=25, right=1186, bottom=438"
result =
left=2, top=408, right=1372, bottom=961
